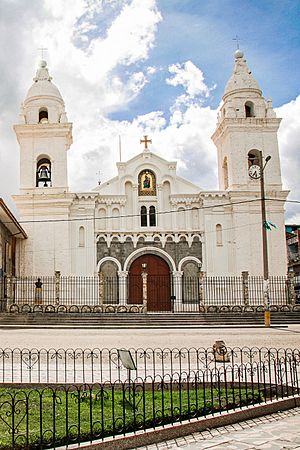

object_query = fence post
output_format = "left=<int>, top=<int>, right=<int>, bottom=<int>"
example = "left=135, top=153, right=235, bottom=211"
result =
left=287, top=272, right=295, bottom=305
left=6, top=276, right=13, bottom=306
left=98, top=272, right=104, bottom=305
left=198, top=271, right=206, bottom=311
left=118, top=271, right=128, bottom=305
left=242, top=271, right=249, bottom=306
left=173, top=271, right=183, bottom=312
left=55, top=271, right=61, bottom=305
left=141, top=269, right=148, bottom=313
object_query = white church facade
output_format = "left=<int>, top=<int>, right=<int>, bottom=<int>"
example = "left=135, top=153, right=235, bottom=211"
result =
left=12, top=50, right=288, bottom=311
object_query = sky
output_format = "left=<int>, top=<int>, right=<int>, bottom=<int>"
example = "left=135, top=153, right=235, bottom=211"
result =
left=0, top=0, right=300, bottom=221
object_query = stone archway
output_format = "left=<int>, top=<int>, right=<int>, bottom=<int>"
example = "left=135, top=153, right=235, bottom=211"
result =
left=128, top=254, right=171, bottom=312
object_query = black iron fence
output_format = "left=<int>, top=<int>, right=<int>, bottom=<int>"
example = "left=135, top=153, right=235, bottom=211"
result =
left=0, top=346, right=299, bottom=385
left=0, top=274, right=296, bottom=313
left=0, top=346, right=299, bottom=448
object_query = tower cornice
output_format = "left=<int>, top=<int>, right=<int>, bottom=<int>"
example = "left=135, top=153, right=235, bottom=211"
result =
left=14, top=123, right=73, bottom=147
left=211, top=117, right=281, bottom=143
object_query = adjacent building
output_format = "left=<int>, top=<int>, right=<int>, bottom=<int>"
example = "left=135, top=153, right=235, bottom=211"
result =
left=0, top=198, right=27, bottom=307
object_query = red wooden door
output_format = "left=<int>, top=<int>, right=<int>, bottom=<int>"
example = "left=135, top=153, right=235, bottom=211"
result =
left=128, top=255, right=171, bottom=311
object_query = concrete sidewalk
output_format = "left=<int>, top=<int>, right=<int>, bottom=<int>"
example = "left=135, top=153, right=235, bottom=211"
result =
left=136, top=407, right=300, bottom=449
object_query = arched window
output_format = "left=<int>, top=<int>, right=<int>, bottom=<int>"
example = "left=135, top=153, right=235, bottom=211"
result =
left=223, top=157, right=228, bottom=190
left=248, top=149, right=260, bottom=168
left=79, top=226, right=85, bottom=247
left=36, top=157, right=51, bottom=187
left=39, top=108, right=49, bottom=124
left=216, top=224, right=223, bottom=246
left=149, top=206, right=156, bottom=226
left=245, top=101, right=254, bottom=118
left=112, top=208, right=119, bottom=231
left=178, top=207, right=185, bottom=229
left=141, top=206, right=147, bottom=227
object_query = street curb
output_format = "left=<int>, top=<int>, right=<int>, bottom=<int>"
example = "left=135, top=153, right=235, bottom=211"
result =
left=56, top=395, right=300, bottom=449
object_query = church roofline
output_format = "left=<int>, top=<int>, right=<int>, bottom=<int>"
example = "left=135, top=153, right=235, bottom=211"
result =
left=116, top=151, right=177, bottom=169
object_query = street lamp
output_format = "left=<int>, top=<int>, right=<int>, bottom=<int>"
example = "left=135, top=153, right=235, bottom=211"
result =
left=259, top=151, right=271, bottom=327
left=248, top=151, right=271, bottom=327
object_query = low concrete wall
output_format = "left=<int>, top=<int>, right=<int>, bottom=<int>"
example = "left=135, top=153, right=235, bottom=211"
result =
left=59, top=396, right=300, bottom=450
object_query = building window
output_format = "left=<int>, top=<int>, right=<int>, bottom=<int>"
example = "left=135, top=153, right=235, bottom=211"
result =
left=79, top=226, right=85, bottom=247
left=149, top=206, right=156, bottom=226
left=141, top=206, right=147, bottom=227
left=245, top=101, right=254, bottom=118
left=39, top=108, right=49, bottom=124
left=216, top=224, right=223, bottom=246
left=36, top=157, right=51, bottom=187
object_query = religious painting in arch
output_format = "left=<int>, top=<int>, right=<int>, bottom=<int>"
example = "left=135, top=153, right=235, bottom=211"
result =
left=138, top=170, right=156, bottom=196
left=128, top=254, right=171, bottom=312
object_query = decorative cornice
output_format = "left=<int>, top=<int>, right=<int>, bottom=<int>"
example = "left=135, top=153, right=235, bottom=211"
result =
left=96, top=231, right=204, bottom=248
left=212, top=117, right=281, bottom=142
left=14, top=123, right=73, bottom=147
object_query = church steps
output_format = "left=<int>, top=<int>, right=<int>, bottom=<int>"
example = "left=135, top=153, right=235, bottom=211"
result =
left=0, top=312, right=299, bottom=327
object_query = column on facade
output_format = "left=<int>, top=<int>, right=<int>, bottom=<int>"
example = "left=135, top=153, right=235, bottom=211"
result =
left=157, top=184, right=163, bottom=227
left=106, top=201, right=112, bottom=230
left=118, top=271, right=128, bottom=305
left=185, top=201, right=191, bottom=230
left=132, top=184, right=139, bottom=229
left=171, top=200, right=177, bottom=230
left=172, top=270, right=183, bottom=312
left=120, top=202, right=125, bottom=231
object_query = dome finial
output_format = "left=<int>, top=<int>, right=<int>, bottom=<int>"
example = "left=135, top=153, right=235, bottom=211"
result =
left=39, top=60, right=47, bottom=69
left=232, top=35, right=244, bottom=58
left=38, top=46, right=48, bottom=60
left=235, top=49, right=244, bottom=59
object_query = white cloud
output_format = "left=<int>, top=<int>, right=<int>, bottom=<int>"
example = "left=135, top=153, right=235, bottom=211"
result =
left=166, top=60, right=211, bottom=98
left=276, top=95, right=300, bottom=222
left=0, top=0, right=299, bottom=229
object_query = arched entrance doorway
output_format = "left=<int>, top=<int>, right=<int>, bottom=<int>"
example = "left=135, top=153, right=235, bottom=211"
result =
left=128, top=254, right=171, bottom=312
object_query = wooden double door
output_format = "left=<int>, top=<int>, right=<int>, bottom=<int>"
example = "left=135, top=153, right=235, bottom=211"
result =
left=128, top=254, right=171, bottom=312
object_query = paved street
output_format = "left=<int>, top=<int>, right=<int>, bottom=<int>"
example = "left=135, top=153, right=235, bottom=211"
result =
left=0, top=324, right=299, bottom=350
left=135, top=407, right=300, bottom=449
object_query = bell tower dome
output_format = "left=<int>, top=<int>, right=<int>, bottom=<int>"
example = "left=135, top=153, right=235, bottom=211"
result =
left=212, top=50, right=282, bottom=192
left=14, top=60, right=72, bottom=193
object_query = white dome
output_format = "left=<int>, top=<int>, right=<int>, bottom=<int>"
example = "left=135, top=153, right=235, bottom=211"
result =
left=25, top=61, right=63, bottom=103
left=223, top=51, right=261, bottom=99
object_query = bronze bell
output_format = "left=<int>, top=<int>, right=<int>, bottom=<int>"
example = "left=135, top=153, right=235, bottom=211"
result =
left=37, top=165, right=51, bottom=186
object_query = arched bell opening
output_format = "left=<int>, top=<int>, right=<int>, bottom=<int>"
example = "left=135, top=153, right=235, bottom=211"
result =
left=245, top=101, right=255, bottom=118
left=39, top=108, right=49, bottom=124
left=36, top=157, right=51, bottom=187
left=248, top=149, right=260, bottom=168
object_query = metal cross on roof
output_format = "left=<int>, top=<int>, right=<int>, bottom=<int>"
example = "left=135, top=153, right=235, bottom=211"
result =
left=38, top=47, right=48, bottom=60
left=232, top=35, right=241, bottom=50
left=140, top=135, right=152, bottom=151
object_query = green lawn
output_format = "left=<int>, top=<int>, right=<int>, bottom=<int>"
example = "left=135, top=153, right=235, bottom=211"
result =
left=0, top=385, right=263, bottom=449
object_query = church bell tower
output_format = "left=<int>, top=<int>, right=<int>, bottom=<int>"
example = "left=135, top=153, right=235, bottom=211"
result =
left=212, top=49, right=282, bottom=192
left=14, top=60, right=72, bottom=193
left=13, top=60, right=73, bottom=276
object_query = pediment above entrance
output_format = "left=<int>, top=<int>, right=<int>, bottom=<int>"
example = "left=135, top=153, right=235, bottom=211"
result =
left=93, top=151, right=202, bottom=196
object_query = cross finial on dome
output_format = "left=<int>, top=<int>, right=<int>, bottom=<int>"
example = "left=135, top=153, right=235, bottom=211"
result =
left=38, top=47, right=48, bottom=60
left=232, top=35, right=241, bottom=50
